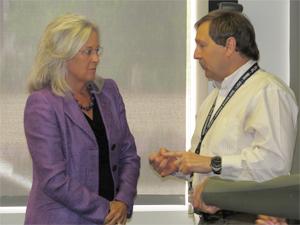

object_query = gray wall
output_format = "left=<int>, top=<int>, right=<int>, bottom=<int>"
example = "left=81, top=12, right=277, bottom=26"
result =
left=240, top=0, right=290, bottom=83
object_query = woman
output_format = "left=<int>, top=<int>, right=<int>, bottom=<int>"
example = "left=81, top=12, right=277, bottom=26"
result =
left=24, top=14, right=140, bottom=225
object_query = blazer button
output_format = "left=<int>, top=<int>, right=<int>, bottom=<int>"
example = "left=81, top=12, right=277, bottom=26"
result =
left=111, top=144, right=116, bottom=151
left=116, top=187, right=120, bottom=193
left=112, top=165, right=118, bottom=172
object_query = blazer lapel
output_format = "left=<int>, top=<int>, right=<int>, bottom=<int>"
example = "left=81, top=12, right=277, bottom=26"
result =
left=63, top=94, right=97, bottom=144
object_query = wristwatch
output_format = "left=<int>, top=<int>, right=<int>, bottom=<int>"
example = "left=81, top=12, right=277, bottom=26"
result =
left=210, top=156, right=222, bottom=174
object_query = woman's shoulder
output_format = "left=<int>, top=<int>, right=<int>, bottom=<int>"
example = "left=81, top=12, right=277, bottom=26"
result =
left=90, top=77, right=118, bottom=93
left=26, top=87, right=63, bottom=107
left=103, top=78, right=118, bottom=89
left=27, top=87, right=50, bottom=101
left=99, top=78, right=121, bottom=95
left=96, top=78, right=124, bottom=104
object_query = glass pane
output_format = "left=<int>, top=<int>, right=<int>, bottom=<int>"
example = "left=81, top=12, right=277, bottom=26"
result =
left=0, top=0, right=186, bottom=206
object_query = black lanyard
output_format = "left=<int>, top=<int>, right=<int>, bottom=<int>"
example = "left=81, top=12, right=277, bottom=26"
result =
left=194, top=63, right=259, bottom=154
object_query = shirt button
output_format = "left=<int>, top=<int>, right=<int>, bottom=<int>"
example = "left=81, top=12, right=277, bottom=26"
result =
left=111, top=144, right=116, bottom=151
left=112, top=165, right=118, bottom=172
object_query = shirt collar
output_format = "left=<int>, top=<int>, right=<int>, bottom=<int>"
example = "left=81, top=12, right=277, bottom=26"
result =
left=213, top=60, right=256, bottom=93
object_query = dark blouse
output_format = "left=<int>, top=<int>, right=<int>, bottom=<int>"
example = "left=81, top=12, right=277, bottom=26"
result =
left=83, top=97, right=115, bottom=201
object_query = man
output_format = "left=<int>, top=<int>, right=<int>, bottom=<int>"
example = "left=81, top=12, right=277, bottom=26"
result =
left=149, top=10, right=298, bottom=224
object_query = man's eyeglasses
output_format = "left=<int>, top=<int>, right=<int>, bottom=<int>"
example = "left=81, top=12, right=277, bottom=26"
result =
left=79, top=47, right=103, bottom=57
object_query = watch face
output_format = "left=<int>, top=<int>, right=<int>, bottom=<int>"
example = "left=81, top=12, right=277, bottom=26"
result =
left=211, top=156, right=222, bottom=174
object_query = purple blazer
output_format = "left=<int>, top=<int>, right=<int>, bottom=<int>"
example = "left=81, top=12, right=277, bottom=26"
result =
left=24, top=78, right=140, bottom=225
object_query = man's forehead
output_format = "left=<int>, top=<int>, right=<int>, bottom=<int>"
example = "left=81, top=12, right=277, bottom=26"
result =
left=197, top=21, right=210, bottom=33
left=196, top=21, right=210, bottom=41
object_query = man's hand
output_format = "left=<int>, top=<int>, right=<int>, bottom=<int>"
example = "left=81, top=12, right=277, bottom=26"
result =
left=192, top=178, right=220, bottom=214
left=149, top=148, right=178, bottom=177
left=256, top=215, right=288, bottom=225
left=104, top=200, right=127, bottom=225
left=162, top=151, right=212, bottom=174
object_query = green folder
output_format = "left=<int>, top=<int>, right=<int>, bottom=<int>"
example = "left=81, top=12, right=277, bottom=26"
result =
left=202, top=174, right=300, bottom=220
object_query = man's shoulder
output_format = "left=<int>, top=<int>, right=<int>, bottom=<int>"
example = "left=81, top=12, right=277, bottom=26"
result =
left=247, top=70, right=297, bottom=103
left=250, top=70, right=292, bottom=92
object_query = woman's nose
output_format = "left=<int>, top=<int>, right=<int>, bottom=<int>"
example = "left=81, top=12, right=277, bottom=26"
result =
left=91, top=53, right=100, bottom=63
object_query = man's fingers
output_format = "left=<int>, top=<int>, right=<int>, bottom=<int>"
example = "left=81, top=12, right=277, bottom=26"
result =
left=159, top=147, right=169, bottom=154
left=173, top=157, right=182, bottom=166
left=150, top=155, right=163, bottom=170
left=148, top=152, right=157, bottom=162
left=158, top=158, right=170, bottom=175
left=161, top=151, right=182, bottom=158
left=192, top=184, right=201, bottom=209
left=206, top=206, right=220, bottom=214
left=193, top=196, right=200, bottom=209
left=258, top=215, right=271, bottom=220
left=159, top=158, right=169, bottom=168
left=255, top=219, right=269, bottom=225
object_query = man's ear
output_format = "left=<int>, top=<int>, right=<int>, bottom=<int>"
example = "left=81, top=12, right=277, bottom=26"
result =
left=224, top=37, right=237, bottom=56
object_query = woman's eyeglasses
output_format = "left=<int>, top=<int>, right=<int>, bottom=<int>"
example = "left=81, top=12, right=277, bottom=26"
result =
left=79, top=47, right=103, bottom=57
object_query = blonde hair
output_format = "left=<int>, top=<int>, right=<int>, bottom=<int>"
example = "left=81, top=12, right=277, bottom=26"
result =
left=28, top=14, right=98, bottom=96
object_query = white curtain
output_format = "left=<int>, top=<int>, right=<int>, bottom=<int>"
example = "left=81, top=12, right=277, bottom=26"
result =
left=0, top=0, right=187, bottom=206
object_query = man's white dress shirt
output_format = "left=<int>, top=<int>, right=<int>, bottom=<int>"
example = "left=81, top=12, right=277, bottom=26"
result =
left=191, top=60, right=298, bottom=184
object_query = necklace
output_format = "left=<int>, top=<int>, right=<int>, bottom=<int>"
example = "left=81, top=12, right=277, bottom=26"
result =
left=74, top=94, right=95, bottom=111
